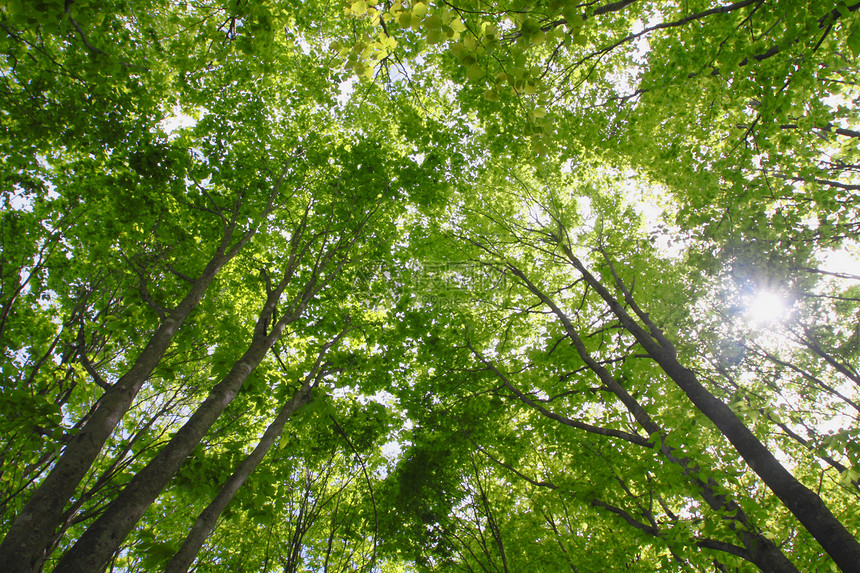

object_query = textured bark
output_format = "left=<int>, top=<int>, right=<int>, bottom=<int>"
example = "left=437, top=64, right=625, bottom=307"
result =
left=165, top=324, right=349, bottom=573
left=53, top=205, right=364, bottom=572
left=164, top=384, right=313, bottom=573
left=52, top=284, right=297, bottom=573
left=0, top=246, right=231, bottom=573
left=0, top=171, right=293, bottom=573
left=556, top=241, right=860, bottom=571
left=469, top=279, right=799, bottom=573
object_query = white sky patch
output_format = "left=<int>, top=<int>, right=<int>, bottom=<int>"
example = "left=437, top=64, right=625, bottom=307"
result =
left=381, top=440, right=403, bottom=460
left=527, top=200, right=551, bottom=227
left=6, top=189, right=34, bottom=212
left=628, top=19, right=652, bottom=64
left=819, top=241, right=860, bottom=276
left=159, top=106, right=200, bottom=136
left=576, top=195, right=595, bottom=228
left=800, top=210, right=819, bottom=230
left=559, top=195, right=596, bottom=262
left=297, top=36, right=312, bottom=55
left=366, top=389, right=395, bottom=405
left=617, top=174, right=688, bottom=259
left=336, top=77, right=357, bottom=106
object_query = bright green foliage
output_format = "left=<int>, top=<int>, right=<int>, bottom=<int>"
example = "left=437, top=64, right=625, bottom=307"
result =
left=1, top=0, right=859, bottom=572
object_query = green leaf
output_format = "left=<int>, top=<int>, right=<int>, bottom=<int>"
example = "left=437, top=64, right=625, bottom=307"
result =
left=466, top=64, right=485, bottom=81
left=411, top=2, right=428, bottom=19
left=847, top=20, right=860, bottom=56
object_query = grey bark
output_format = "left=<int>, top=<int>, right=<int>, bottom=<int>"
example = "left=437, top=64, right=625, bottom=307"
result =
left=0, top=171, right=290, bottom=573
left=554, top=238, right=860, bottom=571
left=164, top=327, right=349, bottom=573
left=52, top=199, right=369, bottom=572
left=0, top=233, right=236, bottom=573
left=469, top=327, right=798, bottom=573
left=164, top=386, right=313, bottom=573
left=53, top=291, right=297, bottom=572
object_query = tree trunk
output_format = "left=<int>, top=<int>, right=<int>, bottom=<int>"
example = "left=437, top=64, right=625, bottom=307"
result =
left=0, top=245, right=231, bottom=573
left=164, top=322, right=348, bottom=573
left=0, top=169, right=292, bottom=573
left=51, top=285, right=299, bottom=573
left=164, top=383, right=314, bottom=573
left=469, top=310, right=798, bottom=573
left=559, top=243, right=860, bottom=571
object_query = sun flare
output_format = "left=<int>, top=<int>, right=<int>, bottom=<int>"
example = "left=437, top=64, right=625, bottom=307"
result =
left=746, top=291, right=788, bottom=325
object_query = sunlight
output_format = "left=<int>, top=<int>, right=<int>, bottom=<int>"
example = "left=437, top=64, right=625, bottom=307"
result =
left=745, top=291, right=788, bottom=326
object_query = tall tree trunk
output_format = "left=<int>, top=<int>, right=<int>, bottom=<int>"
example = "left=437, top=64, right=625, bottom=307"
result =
left=0, top=240, right=233, bottom=573
left=164, top=383, right=313, bottom=573
left=0, top=171, right=291, bottom=573
left=51, top=276, right=302, bottom=573
left=468, top=322, right=798, bottom=573
left=52, top=201, right=360, bottom=573
left=555, top=240, right=860, bottom=571
left=165, top=326, right=349, bottom=573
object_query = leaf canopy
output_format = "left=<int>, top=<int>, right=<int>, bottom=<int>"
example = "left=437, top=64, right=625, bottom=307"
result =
left=1, top=0, right=860, bottom=571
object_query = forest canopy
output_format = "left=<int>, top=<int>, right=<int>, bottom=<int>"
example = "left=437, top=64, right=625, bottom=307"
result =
left=1, top=0, right=859, bottom=571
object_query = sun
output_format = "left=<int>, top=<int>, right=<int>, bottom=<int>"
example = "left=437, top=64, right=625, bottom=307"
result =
left=746, top=291, right=788, bottom=325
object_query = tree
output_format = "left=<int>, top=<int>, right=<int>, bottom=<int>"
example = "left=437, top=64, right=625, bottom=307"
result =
left=2, top=0, right=859, bottom=571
